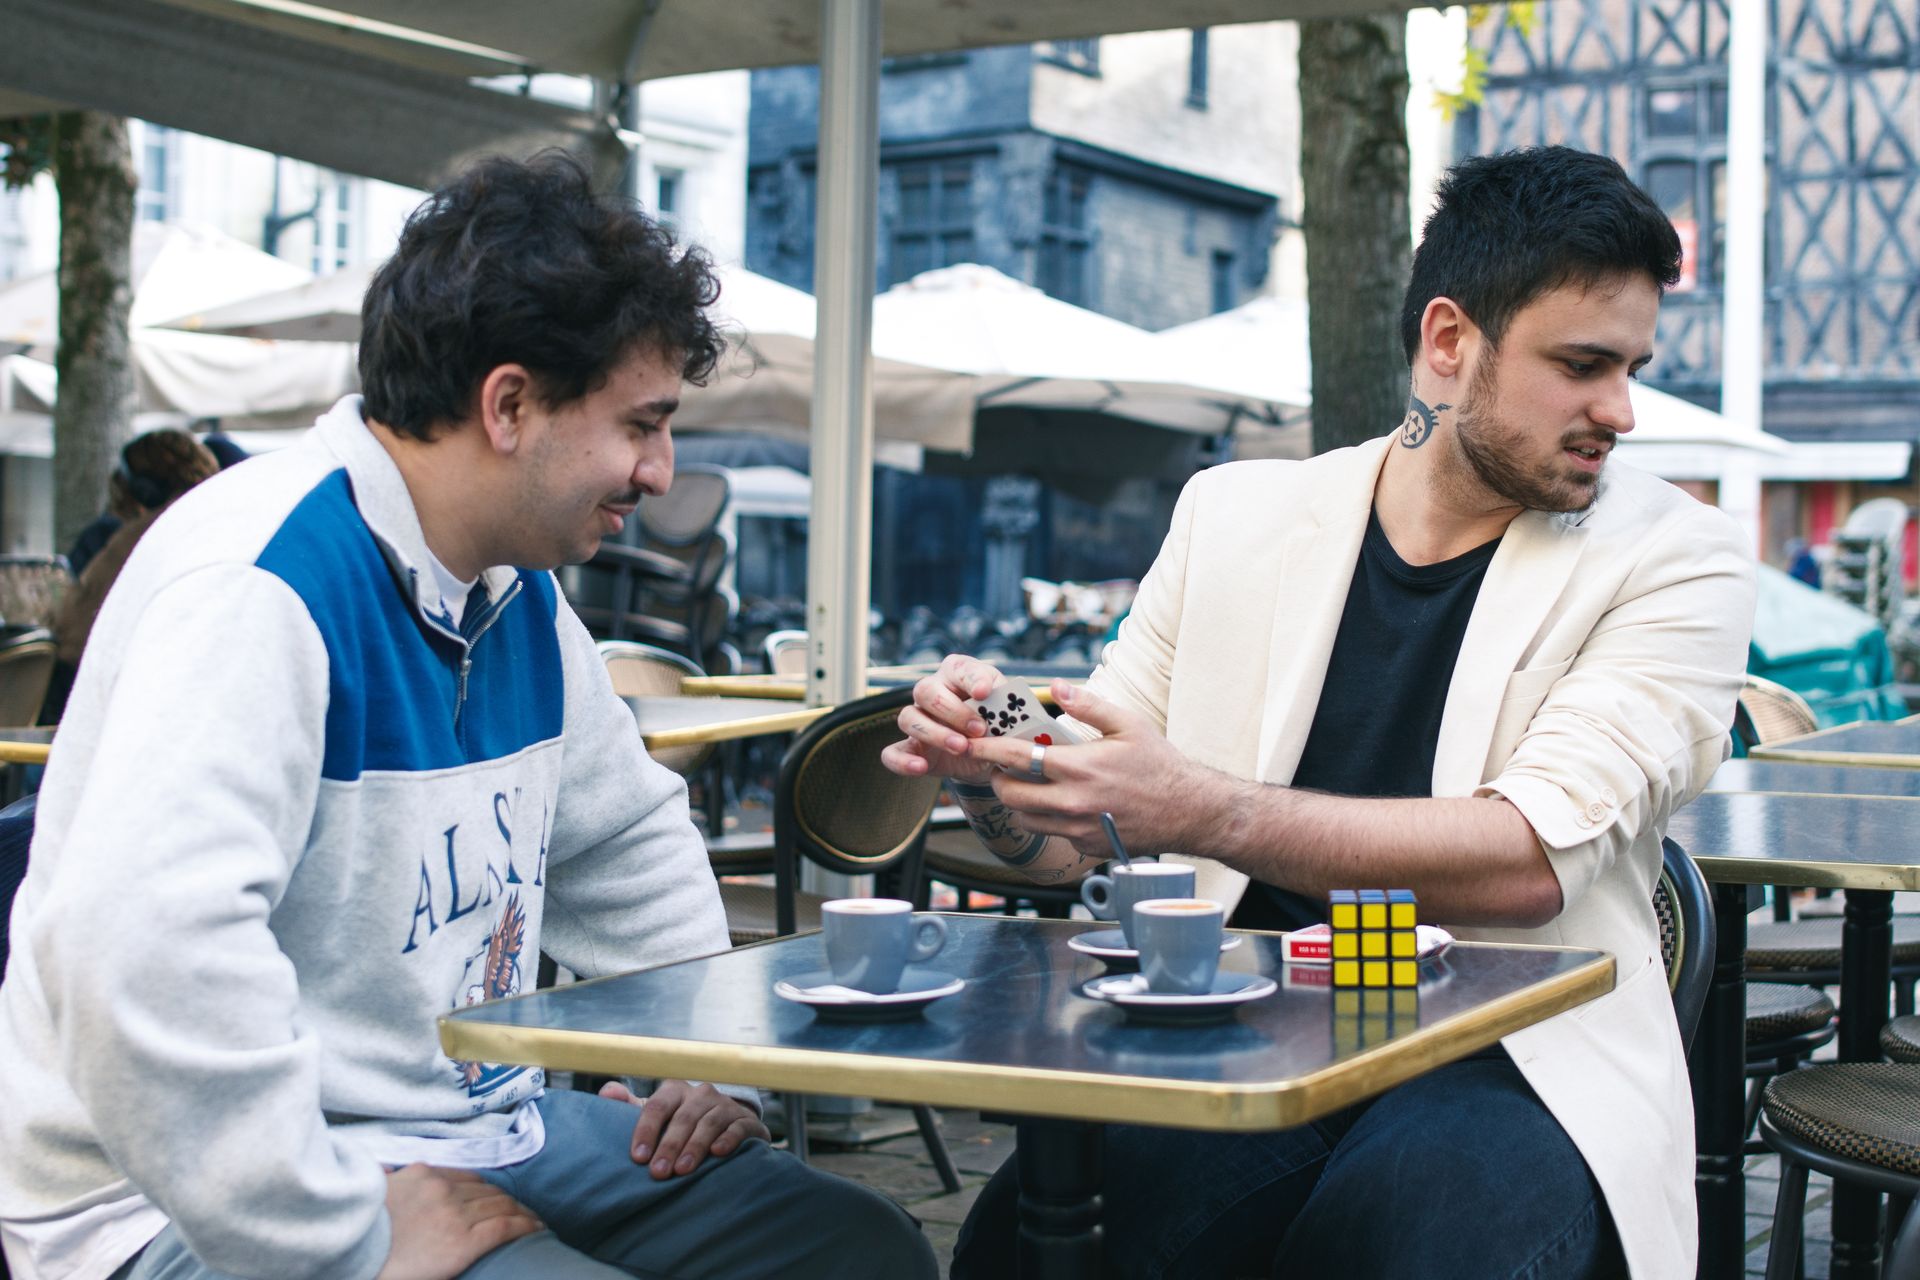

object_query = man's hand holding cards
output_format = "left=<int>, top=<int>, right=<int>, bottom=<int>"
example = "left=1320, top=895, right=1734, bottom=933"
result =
left=966, top=675, right=1088, bottom=773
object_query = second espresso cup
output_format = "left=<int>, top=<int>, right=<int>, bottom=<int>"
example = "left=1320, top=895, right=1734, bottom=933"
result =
left=1132, top=898, right=1227, bottom=995
left=821, top=898, right=947, bottom=994
left=1080, top=860, right=1196, bottom=947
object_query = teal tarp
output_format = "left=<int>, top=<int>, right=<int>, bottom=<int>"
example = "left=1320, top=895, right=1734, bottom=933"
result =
left=1748, top=563, right=1907, bottom=727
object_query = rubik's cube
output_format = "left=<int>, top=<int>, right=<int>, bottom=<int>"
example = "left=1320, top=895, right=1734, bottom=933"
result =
left=1328, top=889, right=1419, bottom=988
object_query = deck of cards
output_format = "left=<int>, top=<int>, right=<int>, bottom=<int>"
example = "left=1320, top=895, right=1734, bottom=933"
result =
left=968, top=675, right=1088, bottom=762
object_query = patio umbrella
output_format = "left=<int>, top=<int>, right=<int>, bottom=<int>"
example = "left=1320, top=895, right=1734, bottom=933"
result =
left=1154, top=293, right=1313, bottom=416
left=869, top=264, right=1281, bottom=435
left=157, top=260, right=979, bottom=452
left=0, top=223, right=359, bottom=429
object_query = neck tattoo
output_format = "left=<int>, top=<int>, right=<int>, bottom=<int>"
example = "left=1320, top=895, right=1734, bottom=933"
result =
left=1398, top=395, right=1450, bottom=448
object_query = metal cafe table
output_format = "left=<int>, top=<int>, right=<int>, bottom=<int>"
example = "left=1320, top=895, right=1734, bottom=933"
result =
left=442, top=915, right=1612, bottom=1280
left=1750, top=713, right=1920, bottom=769
left=0, top=726, right=53, bottom=766
left=626, top=696, right=832, bottom=752
left=1668, top=789, right=1920, bottom=1280
left=680, top=661, right=1092, bottom=702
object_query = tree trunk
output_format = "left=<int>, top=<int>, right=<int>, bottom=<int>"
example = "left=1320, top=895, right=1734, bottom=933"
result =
left=51, top=112, right=136, bottom=555
left=1298, top=16, right=1412, bottom=456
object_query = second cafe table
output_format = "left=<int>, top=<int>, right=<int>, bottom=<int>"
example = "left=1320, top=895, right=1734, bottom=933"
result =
left=442, top=915, right=1614, bottom=1280
left=1668, top=790, right=1920, bottom=1280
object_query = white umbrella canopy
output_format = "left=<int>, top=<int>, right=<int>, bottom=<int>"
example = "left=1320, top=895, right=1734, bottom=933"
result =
left=1154, top=294, right=1313, bottom=414
left=0, top=222, right=358, bottom=429
left=157, top=260, right=979, bottom=450
left=870, top=264, right=1279, bottom=435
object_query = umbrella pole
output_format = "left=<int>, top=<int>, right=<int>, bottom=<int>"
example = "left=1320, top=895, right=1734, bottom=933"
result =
left=806, top=0, right=881, bottom=717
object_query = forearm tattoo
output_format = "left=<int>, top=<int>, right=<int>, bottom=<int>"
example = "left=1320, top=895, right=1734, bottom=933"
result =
left=1397, top=394, right=1449, bottom=448
left=952, top=782, right=1051, bottom=868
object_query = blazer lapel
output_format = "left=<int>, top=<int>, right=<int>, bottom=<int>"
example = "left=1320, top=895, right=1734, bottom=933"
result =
left=1253, top=438, right=1390, bottom=784
left=1430, top=509, right=1590, bottom=795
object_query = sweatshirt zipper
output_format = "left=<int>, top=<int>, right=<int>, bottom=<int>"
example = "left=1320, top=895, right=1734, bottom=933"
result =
left=453, top=578, right=523, bottom=734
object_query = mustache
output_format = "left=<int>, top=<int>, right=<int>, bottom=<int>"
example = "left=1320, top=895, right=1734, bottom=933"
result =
left=1562, top=429, right=1618, bottom=451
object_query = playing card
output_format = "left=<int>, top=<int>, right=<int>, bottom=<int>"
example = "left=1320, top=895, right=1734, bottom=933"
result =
left=968, top=675, right=1087, bottom=747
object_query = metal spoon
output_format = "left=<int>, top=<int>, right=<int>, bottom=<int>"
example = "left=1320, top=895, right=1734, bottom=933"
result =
left=1099, top=812, right=1132, bottom=867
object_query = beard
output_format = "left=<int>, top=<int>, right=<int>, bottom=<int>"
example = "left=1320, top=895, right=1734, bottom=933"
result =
left=1449, top=360, right=1609, bottom=515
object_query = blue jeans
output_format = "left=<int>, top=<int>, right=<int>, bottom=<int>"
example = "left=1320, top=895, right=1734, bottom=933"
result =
left=953, top=1048, right=1626, bottom=1280
left=119, top=1090, right=936, bottom=1280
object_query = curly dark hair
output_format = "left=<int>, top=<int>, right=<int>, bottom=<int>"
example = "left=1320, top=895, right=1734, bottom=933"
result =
left=1400, top=146, right=1681, bottom=363
left=359, top=151, right=724, bottom=440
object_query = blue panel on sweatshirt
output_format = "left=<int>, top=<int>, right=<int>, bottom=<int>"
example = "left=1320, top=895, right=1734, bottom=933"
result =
left=255, top=470, right=563, bottom=781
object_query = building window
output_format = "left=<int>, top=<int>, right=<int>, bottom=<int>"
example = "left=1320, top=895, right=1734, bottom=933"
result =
left=1188, top=29, right=1210, bottom=110
left=1037, top=166, right=1093, bottom=307
left=134, top=124, right=174, bottom=223
left=889, top=160, right=974, bottom=287
left=312, top=177, right=356, bottom=273
left=1040, top=38, right=1100, bottom=75
left=1640, top=79, right=1729, bottom=291
left=655, top=167, right=683, bottom=220
left=1210, top=250, right=1236, bottom=314
left=0, top=188, right=26, bottom=283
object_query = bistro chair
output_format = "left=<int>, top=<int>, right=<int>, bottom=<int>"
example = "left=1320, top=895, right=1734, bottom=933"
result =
left=1758, top=1063, right=1920, bottom=1280
left=598, top=639, right=734, bottom=843
left=1885, top=1018, right=1920, bottom=1064
left=1734, top=674, right=1819, bottom=754
left=1658, top=837, right=1715, bottom=1051
left=714, top=688, right=957, bottom=1190
left=0, top=556, right=70, bottom=631
left=0, top=629, right=56, bottom=727
left=763, top=629, right=808, bottom=678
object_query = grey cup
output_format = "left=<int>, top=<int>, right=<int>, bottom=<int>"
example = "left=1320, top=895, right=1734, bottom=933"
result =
left=821, top=898, right=947, bottom=993
left=1080, top=861, right=1195, bottom=947
left=1132, top=898, right=1226, bottom=995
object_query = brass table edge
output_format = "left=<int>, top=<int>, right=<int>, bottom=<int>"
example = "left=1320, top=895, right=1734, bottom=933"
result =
left=1749, top=746, right=1920, bottom=770
left=641, top=705, right=833, bottom=749
left=438, top=947, right=1614, bottom=1133
left=1700, top=786, right=1920, bottom=801
left=0, top=742, right=50, bottom=764
left=1689, top=854, right=1920, bottom=893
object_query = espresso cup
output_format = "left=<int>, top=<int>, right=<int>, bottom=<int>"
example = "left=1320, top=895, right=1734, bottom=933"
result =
left=1131, top=898, right=1226, bottom=995
left=1080, top=861, right=1195, bottom=947
left=821, top=898, right=948, bottom=994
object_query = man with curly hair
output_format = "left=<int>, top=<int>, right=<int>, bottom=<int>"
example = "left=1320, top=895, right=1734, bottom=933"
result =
left=0, top=153, right=936, bottom=1280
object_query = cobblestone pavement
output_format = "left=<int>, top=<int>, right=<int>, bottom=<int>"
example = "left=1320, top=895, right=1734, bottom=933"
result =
left=816, top=1112, right=1843, bottom=1278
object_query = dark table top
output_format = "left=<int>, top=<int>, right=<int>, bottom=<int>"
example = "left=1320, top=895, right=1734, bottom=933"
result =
left=1669, top=791, right=1920, bottom=891
left=442, top=916, right=1611, bottom=1132
left=1705, top=758, right=1920, bottom=799
left=1750, top=715, right=1920, bottom=768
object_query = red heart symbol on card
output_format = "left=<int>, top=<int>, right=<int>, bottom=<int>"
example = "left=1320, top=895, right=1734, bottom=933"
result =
left=1034, top=734, right=1053, bottom=745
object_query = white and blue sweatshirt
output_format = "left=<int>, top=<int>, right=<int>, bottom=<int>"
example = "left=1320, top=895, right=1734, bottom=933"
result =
left=0, top=398, right=735, bottom=1280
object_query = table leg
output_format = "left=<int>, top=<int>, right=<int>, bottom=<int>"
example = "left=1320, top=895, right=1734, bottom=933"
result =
left=1015, top=1118, right=1103, bottom=1280
left=1693, top=882, right=1748, bottom=1280
left=1831, top=888, right=1893, bottom=1280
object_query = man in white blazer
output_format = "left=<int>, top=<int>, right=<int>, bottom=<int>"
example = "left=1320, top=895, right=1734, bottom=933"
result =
left=886, top=146, right=1755, bottom=1279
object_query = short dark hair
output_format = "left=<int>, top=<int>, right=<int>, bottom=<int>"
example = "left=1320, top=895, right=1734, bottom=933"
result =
left=359, top=151, right=724, bottom=440
left=1399, top=146, right=1681, bottom=363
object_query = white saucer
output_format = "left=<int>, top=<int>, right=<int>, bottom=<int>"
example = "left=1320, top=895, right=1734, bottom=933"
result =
left=1067, top=928, right=1243, bottom=964
left=773, top=966, right=965, bottom=1022
left=1078, top=971, right=1278, bottom=1024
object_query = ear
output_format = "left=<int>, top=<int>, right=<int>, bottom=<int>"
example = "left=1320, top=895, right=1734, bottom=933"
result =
left=477, top=364, right=535, bottom=456
left=1417, top=296, right=1475, bottom=383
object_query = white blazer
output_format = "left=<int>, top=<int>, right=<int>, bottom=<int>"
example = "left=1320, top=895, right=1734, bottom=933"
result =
left=1083, top=436, right=1756, bottom=1279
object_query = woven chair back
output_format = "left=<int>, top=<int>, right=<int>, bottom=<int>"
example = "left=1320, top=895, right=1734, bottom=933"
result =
left=640, top=467, right=730, bottom=546
left=597, top=642, right=712, bottom=776
left=0, top=633, right=55, bottom=726
left=0, top=557, right=69, bottom=629
left=1739, top=675, right=1818, bottom=745
left=765, top=630, right=808, bottom=678
left=785, top=695, right=941, bottom=875
left=1659, top=836, right=1714, bottom=1054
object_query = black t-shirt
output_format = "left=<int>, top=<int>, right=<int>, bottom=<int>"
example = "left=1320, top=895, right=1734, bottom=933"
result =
left=1233, top=509, right=1502, bottom=931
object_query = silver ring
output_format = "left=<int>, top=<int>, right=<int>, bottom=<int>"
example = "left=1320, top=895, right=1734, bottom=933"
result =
left=1026, top=742, right=1048, bottom=781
